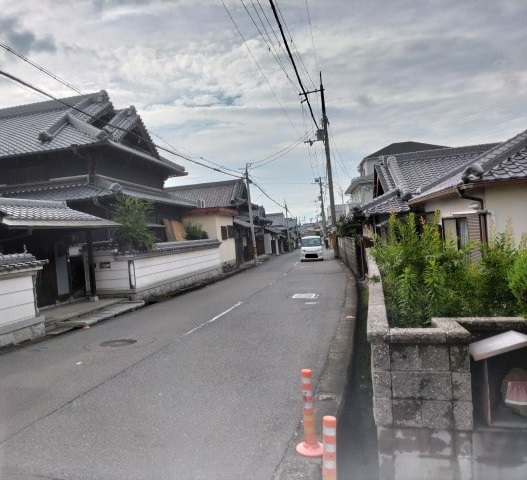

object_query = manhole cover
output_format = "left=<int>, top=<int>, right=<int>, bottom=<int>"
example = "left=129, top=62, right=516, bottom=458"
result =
left=100, top=339, right=137, bottom=348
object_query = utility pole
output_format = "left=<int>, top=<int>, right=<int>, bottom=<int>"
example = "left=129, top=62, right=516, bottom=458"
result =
left=245, top=164, right=258, bottom=267
left=284, top=200, right=291, bottom=251
left=319, top=72, right=339, bottom=258
left=315, top=177, right=327, bottom=241
left=302, top=72, right=339, bottom=258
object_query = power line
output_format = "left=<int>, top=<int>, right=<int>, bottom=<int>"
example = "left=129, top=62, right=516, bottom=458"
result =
left=0, top=41, right=83, bottom=94
left=241, top=0, right=298, bottom=94
left=274, top=0, right=317, bottom=92
left=0, top=68, right=243, bottom=180
left=268, top=0, right=319, bottom=131
left=251, top=179, right=286, bottom=211
left=220, top=0, right=302, bottom=136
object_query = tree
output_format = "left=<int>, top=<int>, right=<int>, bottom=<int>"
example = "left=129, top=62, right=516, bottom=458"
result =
left=111, top=195, right=156, bottom=252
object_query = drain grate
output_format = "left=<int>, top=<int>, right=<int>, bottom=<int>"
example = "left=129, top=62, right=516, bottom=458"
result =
left=100, top=339, right=137, bottom=348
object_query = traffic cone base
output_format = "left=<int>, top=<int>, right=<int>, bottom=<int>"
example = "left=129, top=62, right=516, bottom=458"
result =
left=296, top=440, right=323, bottom=457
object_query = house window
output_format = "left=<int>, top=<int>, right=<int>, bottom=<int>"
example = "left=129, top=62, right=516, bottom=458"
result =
left=442, top=217, right=469, bottom=249
left=227, top=225, right=234, bottom=238
left=221, top=226, right=228, bottom=240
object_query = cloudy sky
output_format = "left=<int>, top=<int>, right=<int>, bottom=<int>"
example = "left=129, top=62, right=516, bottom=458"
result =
left=1, top=0, right=526, bottom=223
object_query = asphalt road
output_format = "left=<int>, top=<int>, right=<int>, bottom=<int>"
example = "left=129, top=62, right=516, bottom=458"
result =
left=0, top=251, right=350, bottom=480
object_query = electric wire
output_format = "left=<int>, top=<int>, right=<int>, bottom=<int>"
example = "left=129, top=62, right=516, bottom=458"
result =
left=220, top=0, right=302, bottom=136
left=268, top=0, right=319, bottom=131
left=0, top=41, right=83, bottom=94
left=0, top=68, right=243, bottom=180
left=241, top=0, right=298, bottom=94
left=274, top=0, right=317, bottom=93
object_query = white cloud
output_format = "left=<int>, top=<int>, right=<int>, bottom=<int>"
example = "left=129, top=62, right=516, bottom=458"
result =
left=1, top=0, right=527, bottom=220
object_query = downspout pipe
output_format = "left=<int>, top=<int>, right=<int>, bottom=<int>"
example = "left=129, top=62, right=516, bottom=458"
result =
left=456, top=185, right=484, bottom=210
left=457, top=185, right=487, bottom=243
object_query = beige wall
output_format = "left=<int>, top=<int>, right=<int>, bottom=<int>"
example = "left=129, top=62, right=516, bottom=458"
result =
left=183, top=214, right=236, bottom=265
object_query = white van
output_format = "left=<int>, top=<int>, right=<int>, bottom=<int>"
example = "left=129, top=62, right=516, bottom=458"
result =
left=300, top=236, right=324, bottom=261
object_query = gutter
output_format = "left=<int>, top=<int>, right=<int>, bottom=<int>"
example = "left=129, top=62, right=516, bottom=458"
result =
left=457, top=185, right=484, bottom=210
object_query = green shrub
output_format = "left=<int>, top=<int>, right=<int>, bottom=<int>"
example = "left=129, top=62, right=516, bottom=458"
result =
left=508, top=249, right=527, bottom=317
left=112, top=195, right=156, bottom=252
left=184, top=222, right=208, bottom=240
left=371, top=212, right=524, bottom=327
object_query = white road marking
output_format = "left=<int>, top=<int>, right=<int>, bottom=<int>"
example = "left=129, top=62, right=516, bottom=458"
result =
left=182, top=302, right=243, bottom=338
left=292, top=293, right=319, bottom=299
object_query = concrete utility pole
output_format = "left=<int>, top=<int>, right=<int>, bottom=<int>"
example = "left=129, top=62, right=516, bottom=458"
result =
left=245, top=164, right=259, bottom=267
left=319, top=72, right=339, bottom=258
left=315, top=177, right=327, bottom=241
left=284, top=200, right=291, bottom=251
left=302, top=72, right=339, bottom=258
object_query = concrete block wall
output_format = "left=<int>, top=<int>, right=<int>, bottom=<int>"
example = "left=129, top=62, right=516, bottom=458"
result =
left=366, top=250, right=527, bottom=480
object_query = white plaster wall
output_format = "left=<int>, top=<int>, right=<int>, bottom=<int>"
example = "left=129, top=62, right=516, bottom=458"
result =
left=421, top=197, right=479, bottom=219
left=92, top=252, right=130, bottom=291
left=422, top=184, right=527, bottom=245
left=133, top=249, right=220, bottom=289
left=0, top=273, right=37, bottom=326
left=92, top=248, right=221, bottom=292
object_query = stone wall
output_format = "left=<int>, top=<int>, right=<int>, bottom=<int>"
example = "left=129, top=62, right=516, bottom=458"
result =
left=366, top=250, right=527, bottom=480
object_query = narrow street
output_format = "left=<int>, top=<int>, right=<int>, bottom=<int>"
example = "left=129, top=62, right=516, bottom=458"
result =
left=0, top=252, right=352, bottom=480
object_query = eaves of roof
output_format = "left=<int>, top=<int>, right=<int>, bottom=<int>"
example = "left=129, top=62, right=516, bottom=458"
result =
left=359, top=190, right=410, bottom=216
left=0, top=175, right=197, bottom=208
left=0, top=197, right=119, bottom=229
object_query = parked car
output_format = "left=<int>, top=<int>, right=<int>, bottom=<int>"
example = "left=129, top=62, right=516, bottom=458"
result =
left=300, top=236, right=324, bottom=261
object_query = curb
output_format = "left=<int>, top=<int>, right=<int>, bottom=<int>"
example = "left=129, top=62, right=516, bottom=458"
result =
left=272, top=264, right=358, bottom=479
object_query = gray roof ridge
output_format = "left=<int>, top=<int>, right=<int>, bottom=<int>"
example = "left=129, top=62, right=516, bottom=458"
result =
left=38, top=91, right=111, bottom=142
left=391, top=142, right=499, bottom=162
left=358, top=188, right=400, bottom=212
left=461, top=129, right=527, bottom=182
left=386, top=155, right=411, bottom=198
left=103, top=106, right=139, bottom=141
left=0, top=90, right=107, bottom=120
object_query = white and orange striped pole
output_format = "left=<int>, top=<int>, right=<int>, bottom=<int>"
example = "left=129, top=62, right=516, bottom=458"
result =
left=296, top=369, right=323, bottom=457
left=322, top=415, right=337, bottom=480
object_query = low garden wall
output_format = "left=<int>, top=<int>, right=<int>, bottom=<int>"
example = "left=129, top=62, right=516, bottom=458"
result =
left=89, top=239, right=222, bottom=302
left=366, top=251, right=527, bottom=480
left=0, top=253, right=48, bottom=348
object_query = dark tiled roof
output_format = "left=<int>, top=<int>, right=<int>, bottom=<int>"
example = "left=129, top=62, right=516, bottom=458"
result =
left=363, top=141, right=448, bottom=160
left=0, top=91, right=186, bottom=176
left=0, top=197, right=119, bottom=227
left=360, top=190, right=411, bottom=216
left=0, top=175, right=197, bottom=208
left=359, top=144, right=497, bottom=216
left=411, top=130, right=527, bottom=203
left=0, top=253, right=49, bottom=271
left=166, top=180, right=247, bottom=208
left=266, top=212, right=285, bottom=226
